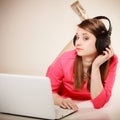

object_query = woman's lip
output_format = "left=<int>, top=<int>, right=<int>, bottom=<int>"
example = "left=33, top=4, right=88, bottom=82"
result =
left=76, top=48, right=83, bottom=51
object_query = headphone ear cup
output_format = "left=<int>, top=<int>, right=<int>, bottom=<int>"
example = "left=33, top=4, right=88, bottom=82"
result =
left=95, top=35, right=111, bottom=54
left=73, top=35, right=77, bottom=46
left=94, top=16, right=112, bottom=54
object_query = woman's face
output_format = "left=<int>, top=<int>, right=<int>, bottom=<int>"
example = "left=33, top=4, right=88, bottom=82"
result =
left=75, top=27, right=97, bottom=57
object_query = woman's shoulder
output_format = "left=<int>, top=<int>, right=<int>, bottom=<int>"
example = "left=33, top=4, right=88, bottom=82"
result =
left=60, top=49, right=77, bottom=59
left=109, top=54, right=118, bottom=67
left=51, top=49, right=77, bottom=67
left=111, top=54, right=118, bottom=63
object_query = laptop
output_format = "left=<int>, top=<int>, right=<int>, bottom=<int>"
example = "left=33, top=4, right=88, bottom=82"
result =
left=0, top=73, right=76, bottom=119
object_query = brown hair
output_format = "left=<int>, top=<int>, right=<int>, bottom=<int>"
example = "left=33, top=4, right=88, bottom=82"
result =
left=73, top=18, right=111, bottom=90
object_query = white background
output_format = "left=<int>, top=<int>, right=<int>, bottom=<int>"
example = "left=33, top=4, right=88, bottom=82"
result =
left=0, top=0, right=119, bottom=76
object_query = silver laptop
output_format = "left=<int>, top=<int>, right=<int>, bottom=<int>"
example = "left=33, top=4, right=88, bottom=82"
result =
left=0, top=73, right=75, bottom=119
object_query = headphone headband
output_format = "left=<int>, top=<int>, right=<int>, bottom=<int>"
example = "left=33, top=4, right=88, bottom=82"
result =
left=93, top=16, right=112, bottom=35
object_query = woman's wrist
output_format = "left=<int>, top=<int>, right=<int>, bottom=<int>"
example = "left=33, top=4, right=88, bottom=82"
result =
left=92, top=61, right=101, bottom=69
left=53, top=93, right=63, bottom=106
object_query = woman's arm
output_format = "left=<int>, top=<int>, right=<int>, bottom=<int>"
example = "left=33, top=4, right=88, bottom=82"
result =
left=91, top=46, right=114, bottom=98
left=90, top=46, right=118, bottom=108
left=46, top=53, right=78, bottom=111
left=90, top=64, right=103, bottom=99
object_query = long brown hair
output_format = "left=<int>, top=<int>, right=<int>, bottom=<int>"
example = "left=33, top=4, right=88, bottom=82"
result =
left=73, top=17, right=111, bottom=90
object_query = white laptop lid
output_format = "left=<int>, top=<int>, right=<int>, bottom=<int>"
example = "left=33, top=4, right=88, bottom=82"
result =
left=0, top=73, right=56, bottom=119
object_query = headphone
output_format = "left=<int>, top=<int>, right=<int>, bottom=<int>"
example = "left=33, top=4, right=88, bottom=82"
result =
left=73, top=16, right=112, bottom=54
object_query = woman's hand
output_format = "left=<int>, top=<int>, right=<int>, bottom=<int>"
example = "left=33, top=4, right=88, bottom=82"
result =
left=59, top=98, right=78, bottom=111
left=53, top=94, right=78, bottom=111
left=93, top=45, right=114, bottom=67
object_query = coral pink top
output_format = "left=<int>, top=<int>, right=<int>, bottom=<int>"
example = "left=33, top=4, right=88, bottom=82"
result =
left=46, top=50, right=118, bottom=108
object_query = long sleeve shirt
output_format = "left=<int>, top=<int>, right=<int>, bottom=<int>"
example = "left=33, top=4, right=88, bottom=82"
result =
left=46, top=50, right=118, bottom=108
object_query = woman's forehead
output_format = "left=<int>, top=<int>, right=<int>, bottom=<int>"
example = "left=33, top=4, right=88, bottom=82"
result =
left=76, top=27, right=92, bottom=35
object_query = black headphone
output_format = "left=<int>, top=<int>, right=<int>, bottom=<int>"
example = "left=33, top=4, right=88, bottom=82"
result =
left=94, top=16, right=112, bottom=54
left=73, top=16, right=112, bottom=54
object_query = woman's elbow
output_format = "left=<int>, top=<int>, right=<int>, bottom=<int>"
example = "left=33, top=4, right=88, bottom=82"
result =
left=91, top=96, right=111, bottom=109
left=92, top=101, right=106, bottom=109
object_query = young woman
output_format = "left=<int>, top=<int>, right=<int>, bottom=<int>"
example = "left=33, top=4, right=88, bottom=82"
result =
left=46, top=16, right=118, bottom=110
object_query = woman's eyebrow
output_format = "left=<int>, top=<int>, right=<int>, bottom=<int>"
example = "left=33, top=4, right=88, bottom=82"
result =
left=76, top=32, right=88, bottom=35
left=82, top=33, right=88, bottom=35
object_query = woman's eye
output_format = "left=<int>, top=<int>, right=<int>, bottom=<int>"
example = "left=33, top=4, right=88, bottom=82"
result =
left=84, top=37, right=89, bottom=40
left=77, top=37, right=79, bottom=40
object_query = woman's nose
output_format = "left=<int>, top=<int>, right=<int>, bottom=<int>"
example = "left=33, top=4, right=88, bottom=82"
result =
left=75, top=39, right=82, bottom=46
